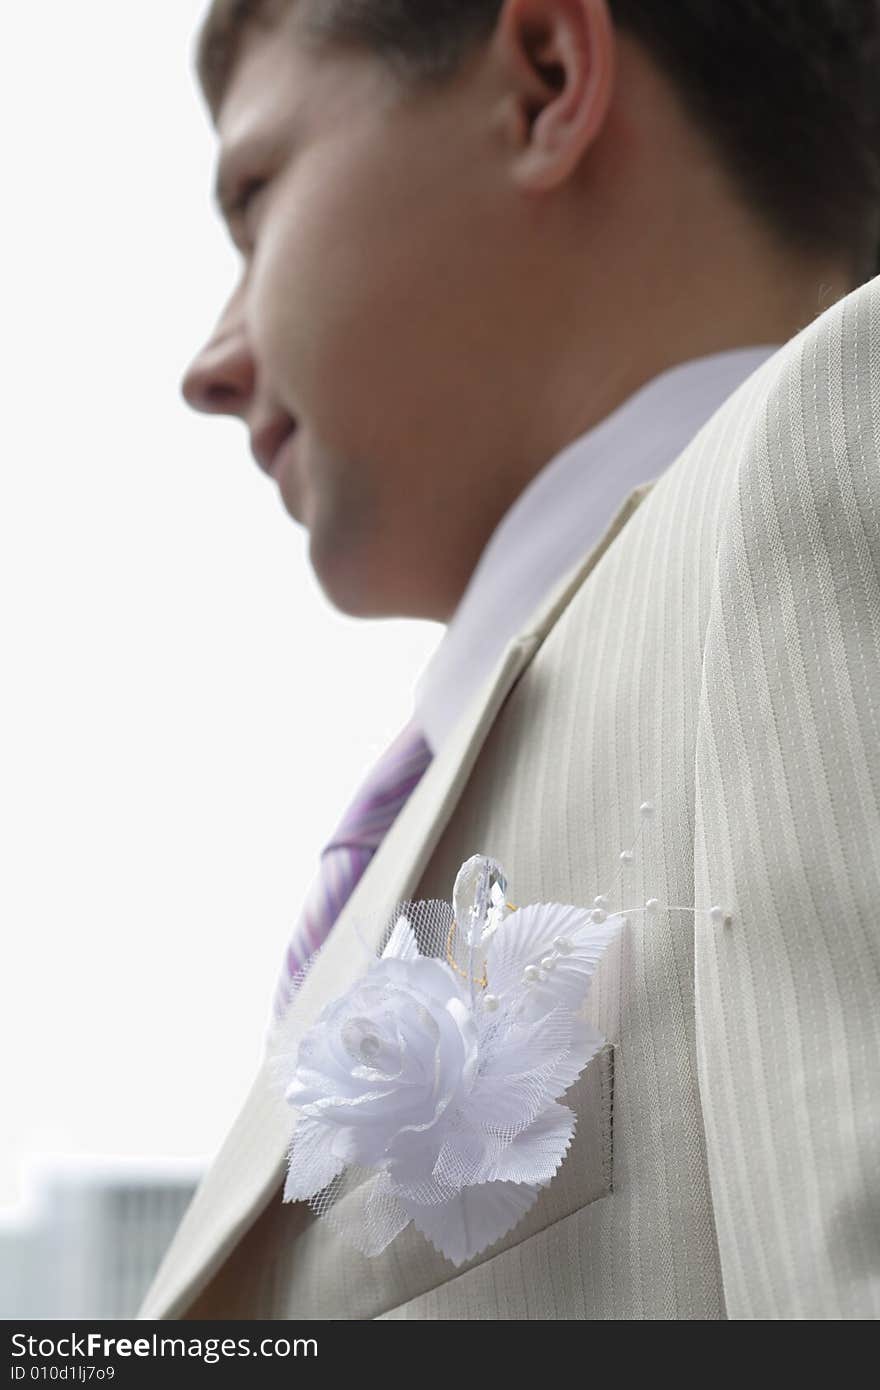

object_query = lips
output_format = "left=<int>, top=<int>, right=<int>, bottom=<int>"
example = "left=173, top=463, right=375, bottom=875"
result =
left=268, top=429, right=298, bottom=482
left=251, top=416, right=297, bottom=478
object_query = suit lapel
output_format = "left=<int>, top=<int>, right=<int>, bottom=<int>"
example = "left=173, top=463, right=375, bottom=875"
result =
left=139, top=478, right=657, bottom=1319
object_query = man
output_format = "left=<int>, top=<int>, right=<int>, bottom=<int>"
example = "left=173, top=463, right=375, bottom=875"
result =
left=140, top=0, right=880, bottom=1318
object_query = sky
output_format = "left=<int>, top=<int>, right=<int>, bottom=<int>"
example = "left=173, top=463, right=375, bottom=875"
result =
left=0, top=1, right=443, bottom=1207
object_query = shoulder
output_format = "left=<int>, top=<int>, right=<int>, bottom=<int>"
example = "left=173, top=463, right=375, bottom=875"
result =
left=727, top=274, right=880, bottom=528
left=641, top=274, right=880, bottom=621
left=707, top=274, right=880, bottom=621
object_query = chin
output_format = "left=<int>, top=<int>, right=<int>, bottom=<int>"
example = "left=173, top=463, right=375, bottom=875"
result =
left=311, top=542, right=427, bottom=620
left=307, top=529, right=386, bottom=618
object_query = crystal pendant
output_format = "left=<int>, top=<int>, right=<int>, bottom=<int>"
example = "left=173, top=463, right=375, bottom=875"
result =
left=451, top=854, right=510, bottom=954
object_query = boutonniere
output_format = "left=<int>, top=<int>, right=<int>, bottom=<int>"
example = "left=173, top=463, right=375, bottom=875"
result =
left=268, top=802, right=732, bottom=1268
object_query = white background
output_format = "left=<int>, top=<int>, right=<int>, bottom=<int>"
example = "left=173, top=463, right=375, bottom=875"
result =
left=0, top=1, right=442, bottom=1207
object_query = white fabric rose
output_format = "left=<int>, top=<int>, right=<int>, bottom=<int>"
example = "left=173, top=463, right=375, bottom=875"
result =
left=283, top=949, right=479, bottom=1192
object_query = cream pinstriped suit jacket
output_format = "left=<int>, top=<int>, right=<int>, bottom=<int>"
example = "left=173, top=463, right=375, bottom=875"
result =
left=140, top=272, right=880, bottom=1320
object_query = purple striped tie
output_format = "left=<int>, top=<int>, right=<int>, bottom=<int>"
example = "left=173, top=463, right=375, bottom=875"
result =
left=271, top=717, right=433, bottom=1020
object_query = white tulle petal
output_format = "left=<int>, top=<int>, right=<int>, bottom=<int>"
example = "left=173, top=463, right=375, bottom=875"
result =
left=317, top=1171, right=413, bottom=1256
left=467, top=1005, right=584, bottom=1127
left=404, top=1180, right=543, bottom=1267
left=476, top=1101, right=576, bottom=1185
left=282, top=1117, right=354, bottom=1202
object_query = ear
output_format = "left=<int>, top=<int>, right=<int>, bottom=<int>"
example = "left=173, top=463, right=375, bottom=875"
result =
left=492, top=0, right=616, bottom=193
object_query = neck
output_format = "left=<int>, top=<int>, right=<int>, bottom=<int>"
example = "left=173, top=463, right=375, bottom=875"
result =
left=510, top=224, right=853, bottom=497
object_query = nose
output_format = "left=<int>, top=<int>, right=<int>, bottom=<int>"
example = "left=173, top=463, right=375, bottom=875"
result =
left=179, top=289, right=255, bottom=418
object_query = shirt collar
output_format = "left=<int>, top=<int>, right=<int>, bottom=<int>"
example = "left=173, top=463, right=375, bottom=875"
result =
left=413, top=346, right=781, bottom=756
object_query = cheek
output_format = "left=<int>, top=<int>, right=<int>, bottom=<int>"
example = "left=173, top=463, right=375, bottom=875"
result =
left=250, top=147, right=468, bottom=447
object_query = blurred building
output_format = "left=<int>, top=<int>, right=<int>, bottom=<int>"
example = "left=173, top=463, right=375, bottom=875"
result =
left=0, top=1155, right=203, bottom=1319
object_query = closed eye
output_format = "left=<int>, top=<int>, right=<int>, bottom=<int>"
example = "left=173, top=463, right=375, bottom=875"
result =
left=231, top=177, right=267, bottom=220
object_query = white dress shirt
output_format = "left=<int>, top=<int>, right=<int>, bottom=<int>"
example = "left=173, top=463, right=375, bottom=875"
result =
left=413, top=346, right=780, bottom=756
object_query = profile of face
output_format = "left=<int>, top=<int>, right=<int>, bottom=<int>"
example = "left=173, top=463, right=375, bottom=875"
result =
left=180, top=2, right=618, bottom=621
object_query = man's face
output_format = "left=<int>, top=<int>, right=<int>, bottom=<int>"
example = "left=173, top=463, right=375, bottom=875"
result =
left=182, top=12, right=536, bottom=620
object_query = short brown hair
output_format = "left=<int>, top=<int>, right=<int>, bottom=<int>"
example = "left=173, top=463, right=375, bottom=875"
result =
left=194, top=0, right=880, bottom=286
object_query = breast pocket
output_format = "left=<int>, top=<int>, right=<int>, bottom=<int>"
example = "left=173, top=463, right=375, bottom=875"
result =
left=365, top=1041, right=615, bottom=1316
left=231, top=1042, right=615, bottom=1321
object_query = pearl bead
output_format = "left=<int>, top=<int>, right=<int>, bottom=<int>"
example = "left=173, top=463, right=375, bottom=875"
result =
left=540, top=956, right=556, bottom=970
left=709, top=905, right=724, bottom=922
left=523, top=964, right=541, bottom=983
left=620, top=850, right=634, bottom=865
left=593, top=895, right=609, bottom=911
left=553, top=937, right=574, bottom=954
left=645, top=898, right=660, bottom=913
left=640, top=801, right=655, bottom=818
left=591, top=907, right=607, bottom=922
left=483, top=993, right=499, bottom=1011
